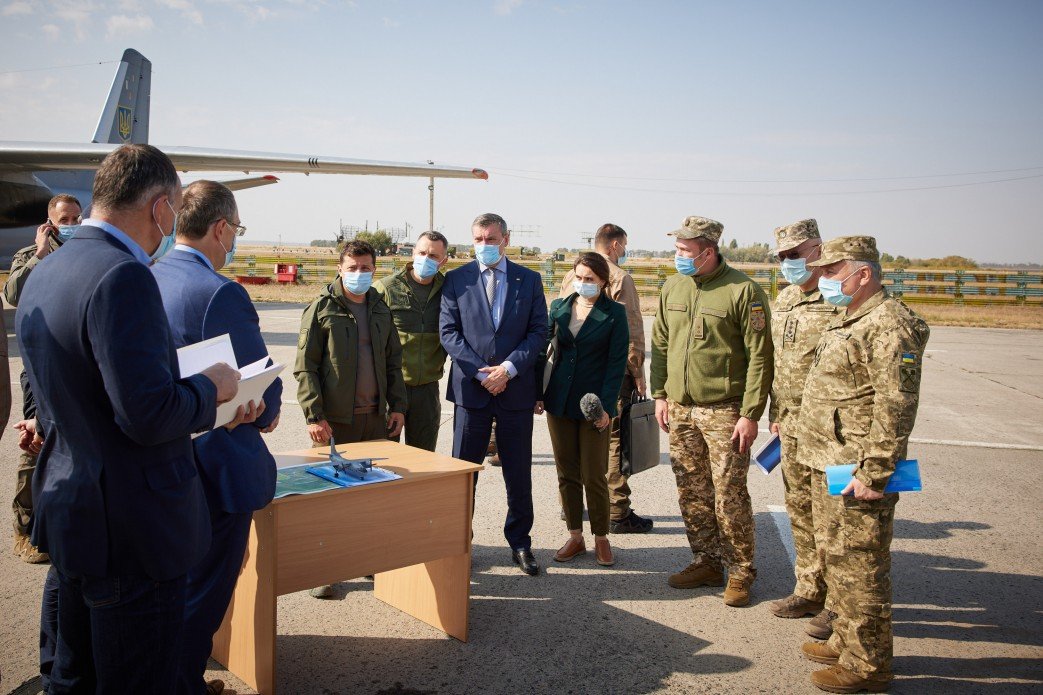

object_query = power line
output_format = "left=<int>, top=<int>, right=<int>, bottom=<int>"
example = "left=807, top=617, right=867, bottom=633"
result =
left=489, top=165, right=1043, bottom=184
left=493, top=171, right=1043, bottom=197
left=0, top=60, right=120, bottom=77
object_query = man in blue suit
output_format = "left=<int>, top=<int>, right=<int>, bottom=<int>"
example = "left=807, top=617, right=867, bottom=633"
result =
left=440, top=213, right=548, bottom=575
left=152, top=180, right=282, bottom=695
left=16, top=144, right=240, bottom=694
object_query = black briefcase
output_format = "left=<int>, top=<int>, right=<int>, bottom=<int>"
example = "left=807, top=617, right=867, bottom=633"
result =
left=620, top=393, right=660, bottom=476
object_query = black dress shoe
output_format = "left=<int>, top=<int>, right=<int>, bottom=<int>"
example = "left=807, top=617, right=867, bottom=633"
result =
left=511, top=548, right=539, bottom=576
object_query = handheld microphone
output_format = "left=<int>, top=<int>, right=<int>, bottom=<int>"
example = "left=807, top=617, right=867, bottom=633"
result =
left=579, top=393, right=606, bottom=429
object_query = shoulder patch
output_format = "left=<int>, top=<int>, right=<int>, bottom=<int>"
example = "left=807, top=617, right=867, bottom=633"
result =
left=750, top=301, right=766, bottom=331
left=298, top=328, right=309, bottom=349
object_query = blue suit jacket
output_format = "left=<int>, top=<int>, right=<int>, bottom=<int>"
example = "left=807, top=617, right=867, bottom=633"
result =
left=16, top=225, right=217, bottom=581
left=439, top=259, right=548, bottom=410
left=152, top=249, right=281, bottom=514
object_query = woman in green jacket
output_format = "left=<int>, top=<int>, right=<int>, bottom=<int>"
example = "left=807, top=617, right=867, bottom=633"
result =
left=536, top=252, right=629, bottom=567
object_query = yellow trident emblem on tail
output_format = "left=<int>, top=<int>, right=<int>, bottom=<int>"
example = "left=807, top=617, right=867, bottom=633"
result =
left=117, top=106, right=133, bottom=141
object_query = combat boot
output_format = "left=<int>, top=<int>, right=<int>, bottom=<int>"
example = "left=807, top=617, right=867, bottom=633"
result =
left=807, top=609, right=837, bottom=640
left=667, top=562, right=724, bottom=589
left=810, top=665, right=891, bottom=693
left=770, top=593, right=824, bottom=618
left=723, top=575, right=751, bottom=607
left=13, top=532, right=49, bottom=564
left=801, top=641, right=840, bottom=664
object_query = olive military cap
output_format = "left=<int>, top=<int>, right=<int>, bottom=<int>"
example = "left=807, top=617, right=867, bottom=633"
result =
left=668, top=216, right=723, bottom=243
left=807, top=235, right=880, bottom=267
left=773, top=218, right=820, bottom=253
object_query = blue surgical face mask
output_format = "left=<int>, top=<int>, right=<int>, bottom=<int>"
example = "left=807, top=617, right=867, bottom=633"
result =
left=150, top=199, right=177, bottom=261
left=218, top=233, right=237, bottom=269
left=342, top=270, right=373, bottom=295
left=572, top=280, right=600, bottom=298
left=474, top=241, right=503, bottom=266
left=780, top=257, right=812, bottom=285
left=413, top=254, right=439, bottom=279
left=616, top=250, right=628, bottom=266
left=56, top=224, right=78, bottom=243
left=674, top=247, right=712, bottom=276
left=819, top=268, right=862, bottom=307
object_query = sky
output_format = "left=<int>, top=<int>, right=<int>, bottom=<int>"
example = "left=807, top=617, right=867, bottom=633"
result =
left=1, top=0, right=1042, bottom=262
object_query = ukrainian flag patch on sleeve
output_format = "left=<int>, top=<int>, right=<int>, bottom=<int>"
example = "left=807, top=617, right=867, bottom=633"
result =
left=901, top=352, right=917, bottom=364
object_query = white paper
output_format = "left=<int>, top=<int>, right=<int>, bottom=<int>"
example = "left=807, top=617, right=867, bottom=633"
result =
left=214, top=362, right=285, bottom=427
left=177, top=334, right=237, bottom=376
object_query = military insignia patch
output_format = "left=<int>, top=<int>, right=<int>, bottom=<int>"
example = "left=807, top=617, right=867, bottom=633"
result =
left=117, top=105, right=133, bottom=141
left=750, top=301, right=766, bottom=331
left=901, top=352, right=917, bottom=365
left=298, top=328, right=309, bottom=349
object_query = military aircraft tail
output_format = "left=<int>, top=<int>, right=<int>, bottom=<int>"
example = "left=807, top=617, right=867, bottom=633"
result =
left=92, top=48, right=151, bottom=145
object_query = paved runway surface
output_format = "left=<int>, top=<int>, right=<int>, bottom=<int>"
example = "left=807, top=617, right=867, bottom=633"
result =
left=1, top=304, right=1040, bottom=694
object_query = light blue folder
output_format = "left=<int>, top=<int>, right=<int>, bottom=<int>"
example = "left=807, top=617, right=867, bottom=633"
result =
left=826, top=459, right=922, bottom=495
left=752, top=434, right=781, bottom=474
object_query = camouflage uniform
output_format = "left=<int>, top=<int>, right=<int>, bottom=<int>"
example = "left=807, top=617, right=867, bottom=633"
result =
left=768, top=219, right=839, bottom=603
left=798, top=236, right=930, bottom=680
left=651, top=216, right=774, bottom=583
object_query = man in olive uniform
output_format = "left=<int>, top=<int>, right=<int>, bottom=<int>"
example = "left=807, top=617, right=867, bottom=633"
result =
left=374, top=231, right=450, bottom=451
left=5, top=193, right=82, bottom=563
left=559, top=223, right=652, bottom=533
left=650, top=216, right=773, bottom=607
left=766, top=219, right=840, bottom=634
left=797, top=236, right=929, bottom=693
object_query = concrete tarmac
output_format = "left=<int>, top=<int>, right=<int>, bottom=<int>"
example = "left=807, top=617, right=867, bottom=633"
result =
left=1, top=305, right=1040, bottom=694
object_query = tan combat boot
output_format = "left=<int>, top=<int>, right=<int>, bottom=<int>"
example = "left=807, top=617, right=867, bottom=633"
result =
left=807, top=609, right=837, bottom=640
left=801, top=641, right=840, bottom=664
left=770, top=593, right=824, bottom=618
left=723, top=575, right=751, bottom=607
left=667, top=562, right=724, bottom=589
left=13, top=532, right=49, bottom=564
left=810, top=665, right=891, bottom=693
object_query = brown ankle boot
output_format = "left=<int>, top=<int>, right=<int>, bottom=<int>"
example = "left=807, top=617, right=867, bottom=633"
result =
left=554, top=536, right=586, bottom=562
left=594, top=537, right=614, bottom=567
left=668, top=562, right=724, bottom=589
left=801, top=641, right=840, bottom=664
left=770, top=593, right=824, bottom=618
left=807, top=609, right=837, bottom=640
left=723, top=575, right=751, bottom=607
left=810, top=665, right=891, bottom=693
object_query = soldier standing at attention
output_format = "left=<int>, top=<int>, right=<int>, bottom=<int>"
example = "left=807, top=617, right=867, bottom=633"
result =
left=374, top=231, right=450, bottom=452
left=766, top=219, right=840, bottom=636
left=797, top=236, right=929, bottom=693
left=650, top=216, right=773, bottom=607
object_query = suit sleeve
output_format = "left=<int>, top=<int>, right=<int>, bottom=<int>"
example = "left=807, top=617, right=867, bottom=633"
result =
left=384, top=314, right=408, bottom=414
left=535, top=299, right=560, bottom=400
left=86, top=261, right=217, bottom=445
left=439, top=273, right=489, bottom=379
left=202, top=282, right=281, bottom=430
left=738, top=283, right=774, bottom=421
left=503, top=273, right=549, bottom=376
left=600, top=305, right=630, bottom=419
left=856, top=322, right=929, bottom=492
left=294, top=300, right=326, bottom=422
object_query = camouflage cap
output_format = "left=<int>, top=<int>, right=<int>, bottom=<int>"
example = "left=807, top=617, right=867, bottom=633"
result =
left=773, top=218, right=820, bottom=253
left=668, top=216, right=723, bottom=243
left=807, top=235, right=880, bottom=267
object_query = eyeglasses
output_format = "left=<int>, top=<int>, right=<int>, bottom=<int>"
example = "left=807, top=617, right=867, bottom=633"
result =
left=777, top=245, right=821, bottom=262
left=223, top=219, right=247, bottom=237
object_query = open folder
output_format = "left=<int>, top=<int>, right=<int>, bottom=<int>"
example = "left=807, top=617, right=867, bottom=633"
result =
left=177, top=334, right=285, bottom=428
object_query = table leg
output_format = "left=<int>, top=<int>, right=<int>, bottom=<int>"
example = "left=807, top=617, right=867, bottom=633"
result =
left=373, top=550, right=472, bottom=642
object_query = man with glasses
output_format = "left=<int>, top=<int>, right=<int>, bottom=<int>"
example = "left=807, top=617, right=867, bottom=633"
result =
left=765, top=220, right=840, bottom=637
left=4, top=193, right=83, bottom=564
left=152, top=180, right=281, bottom=695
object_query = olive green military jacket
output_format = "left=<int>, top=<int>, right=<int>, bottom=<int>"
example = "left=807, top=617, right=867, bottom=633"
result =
left=650, top=258, right=774, bottom=421
left=797, top=289, right=930, bottom=492
left=373, top=264, right=447, bottom=387
left=768, top=284, right=841, bottom=428
left=294, top=280, right=408, bottom=425
left=3, top=239, right=61, bottom=307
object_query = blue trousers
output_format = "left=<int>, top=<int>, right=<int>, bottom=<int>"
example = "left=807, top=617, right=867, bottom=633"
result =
left=176, top=509, right=253, bottom=695
left=40, top=565, right=58, bottom=692
left=48, top=568, right=187, bottom=694
left=452, top=400, right=534, bottom=550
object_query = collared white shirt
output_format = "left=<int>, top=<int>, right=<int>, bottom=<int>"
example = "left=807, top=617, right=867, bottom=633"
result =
left=475, top=255, right=516, bottom=380
left=173, top=243, right=215, bottom=271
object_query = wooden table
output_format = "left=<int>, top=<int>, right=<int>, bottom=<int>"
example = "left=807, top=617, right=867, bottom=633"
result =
left=210, top=439, right=482, bottom=695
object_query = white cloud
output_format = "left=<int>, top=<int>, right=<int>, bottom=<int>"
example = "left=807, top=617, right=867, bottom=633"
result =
left=495, top=0, right=523, bottom=15
left=105, top=12, right=154, bottom=38
left=2, top=1, right=35, bottom=16
left=41, top=22, right=60, bottom=38
left=158, top=0, right=202, bottom=25
left=382, top=15, right=398, bottom=28
left=51, top=0, right=99, bottom=40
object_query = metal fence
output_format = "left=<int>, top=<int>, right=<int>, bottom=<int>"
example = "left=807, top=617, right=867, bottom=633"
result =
left=222, top=254, right=1043, bottom=306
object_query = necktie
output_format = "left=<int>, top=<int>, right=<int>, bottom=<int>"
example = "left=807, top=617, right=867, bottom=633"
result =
left=485, top=268, right=497, bottom=316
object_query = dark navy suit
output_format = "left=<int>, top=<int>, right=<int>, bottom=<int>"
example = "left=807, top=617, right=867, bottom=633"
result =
left=16, top=224, right=218, bottom=693
left=152, top=247, right=281, bottom=695
left=439, top=258, right=547, bottom=550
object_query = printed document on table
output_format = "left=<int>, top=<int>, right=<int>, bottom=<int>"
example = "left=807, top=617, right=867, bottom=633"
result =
left=176, top=334, right=285, bottom=428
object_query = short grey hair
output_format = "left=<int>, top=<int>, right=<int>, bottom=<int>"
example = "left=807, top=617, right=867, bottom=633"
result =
left=851, top=260, right=882, bottom=282
left=177, top=180, right=237, bottom=240
left=472, top=213, right=507, bottom=236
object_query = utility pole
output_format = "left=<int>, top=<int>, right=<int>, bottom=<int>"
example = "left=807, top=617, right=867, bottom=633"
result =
left=427, top=160, right=435, bottom=232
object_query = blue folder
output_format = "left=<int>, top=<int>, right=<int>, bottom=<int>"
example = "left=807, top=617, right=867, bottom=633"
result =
left=826, top=459, right=922, bottom=495
left=752, top=434, right=781, bottom=474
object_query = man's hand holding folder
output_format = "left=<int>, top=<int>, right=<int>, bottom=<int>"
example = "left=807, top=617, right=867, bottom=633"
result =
left=200, top=362, right=240, bottom=404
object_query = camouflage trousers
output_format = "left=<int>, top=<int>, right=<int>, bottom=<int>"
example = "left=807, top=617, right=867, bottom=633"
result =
left=780, top=431, right=827, bottom=602
left=813, top=468, right=897, bottom=679
left=668, top=399, right=755, bottom=582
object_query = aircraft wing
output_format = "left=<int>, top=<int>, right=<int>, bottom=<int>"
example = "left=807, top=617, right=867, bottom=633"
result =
left=214, top=175, right=280, bottom=192
left=0, top=142, right=489, bottom=180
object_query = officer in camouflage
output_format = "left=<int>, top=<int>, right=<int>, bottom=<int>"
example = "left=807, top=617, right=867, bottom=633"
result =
left=766, top=219, right=840, bottom=632
left=651, top=216, right=773, bottom=607
left=796, top=235, right=930, bottom=693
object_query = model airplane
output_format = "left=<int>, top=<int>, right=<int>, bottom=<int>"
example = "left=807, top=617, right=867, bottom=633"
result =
left=0, top=48, right=487, bottom=264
